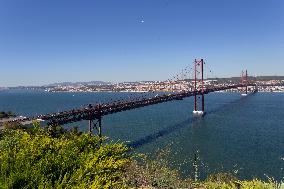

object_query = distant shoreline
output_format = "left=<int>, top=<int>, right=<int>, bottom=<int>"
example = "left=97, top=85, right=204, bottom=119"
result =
left=1, top=88, right=284, bottom=93
left=47, top=90, right=284, bottom=93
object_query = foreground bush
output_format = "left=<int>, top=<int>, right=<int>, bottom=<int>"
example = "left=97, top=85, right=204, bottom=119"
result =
left=124, top=154, right=281, bottom=189
left=125, top=151, right=191, bottom=188
left=0, top=124, right=282, bottom=189
left=0, top=126, right=130, bottom=188
left=0, top=111, right=15, bottom=119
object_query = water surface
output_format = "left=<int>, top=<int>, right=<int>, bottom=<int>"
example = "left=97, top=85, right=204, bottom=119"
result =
left=0, top=90, right=283, bottom=180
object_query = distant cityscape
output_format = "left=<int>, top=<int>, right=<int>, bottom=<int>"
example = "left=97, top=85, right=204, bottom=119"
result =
left=2, top=76, right=284, bottom=93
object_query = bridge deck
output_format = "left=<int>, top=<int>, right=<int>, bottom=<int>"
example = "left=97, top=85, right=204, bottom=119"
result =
left=18, top=84, right=243, bottom=125
left=3, top=84, right=255, bottom=127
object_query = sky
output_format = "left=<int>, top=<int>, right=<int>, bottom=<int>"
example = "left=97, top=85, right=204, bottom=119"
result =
left=0, top=0, right=283, bottom=87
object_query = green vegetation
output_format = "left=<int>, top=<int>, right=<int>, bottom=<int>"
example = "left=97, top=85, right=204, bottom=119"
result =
left=0, top=122, right=283, bottom=189
left=0, top=111, right=15, bottom=119
left=0, top=123, right=130, bottom=188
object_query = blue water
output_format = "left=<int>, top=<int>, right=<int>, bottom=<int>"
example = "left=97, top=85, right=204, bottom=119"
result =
left=0, top=90, right=283, bottom=180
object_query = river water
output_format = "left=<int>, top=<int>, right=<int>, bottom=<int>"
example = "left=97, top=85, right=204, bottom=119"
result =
left=0, top=90, right=283, bottom=180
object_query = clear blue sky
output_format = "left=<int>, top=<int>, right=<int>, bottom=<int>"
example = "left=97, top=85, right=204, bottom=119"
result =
left=0, top=0, right=283, bottom=86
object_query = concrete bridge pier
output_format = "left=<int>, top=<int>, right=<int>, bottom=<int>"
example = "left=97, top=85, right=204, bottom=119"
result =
left=88, top=119, right=93, bottom=133
left=193, top=95, right=205, bottom=116
left=87, top=104, right=103, bottom=139
left=88, top=117, right=102, bottom=138
left=241, top=70, right=248, bottom=96
left=97, top=116, right=102, bottom=138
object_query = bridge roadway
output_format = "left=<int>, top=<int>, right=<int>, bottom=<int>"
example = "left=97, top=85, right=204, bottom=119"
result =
left=16, top=84, right=246, bottom=126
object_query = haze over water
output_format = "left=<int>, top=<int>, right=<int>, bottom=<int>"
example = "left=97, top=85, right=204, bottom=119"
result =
left=0, top=90, right=283, bottom=180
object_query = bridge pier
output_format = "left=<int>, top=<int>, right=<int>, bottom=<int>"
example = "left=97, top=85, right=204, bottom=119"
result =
left=87, top=117, right=102, bottom=137
left=87, top=104, right=102, bottom=138
left=202, top=93, right=205, bottom=112
left=193, top=93, right=205, bottom=115
left=88, top=119, right=93, bottom=133
left=88, top=119, right=102, bottom=136
left=97, top=116, right=102, bottom=138
left=254, top=84, right=259, bottom=93
left=241, top=70, right=248, bottom=96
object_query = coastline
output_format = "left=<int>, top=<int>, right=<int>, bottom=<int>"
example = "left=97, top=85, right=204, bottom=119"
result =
left=47, top=90, right=284, bottom=93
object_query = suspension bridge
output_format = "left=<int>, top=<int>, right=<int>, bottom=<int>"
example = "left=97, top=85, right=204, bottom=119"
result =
left=6, top=59, right=258, bottom=136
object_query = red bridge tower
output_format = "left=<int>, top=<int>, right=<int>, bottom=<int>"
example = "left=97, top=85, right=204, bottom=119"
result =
left=193, top=59, right=205, bottom=116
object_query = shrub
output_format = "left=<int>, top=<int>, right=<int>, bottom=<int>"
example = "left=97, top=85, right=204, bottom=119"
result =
left=206, top=172, right=237, bottom=184
left=0, top=123, right=281, bottom=189
left=124, top=148, right=193, bottom=188
left=0, top=125, right=130, bottom=188
left=0, top=111, right=15, bottom=119
left=2, top=121, right=25, bottom=130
